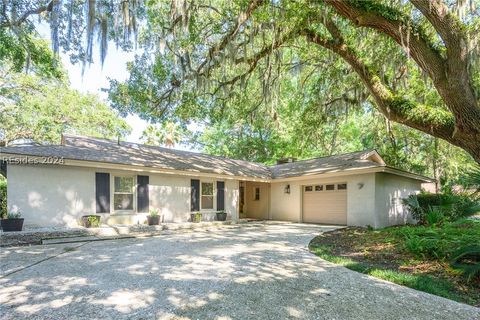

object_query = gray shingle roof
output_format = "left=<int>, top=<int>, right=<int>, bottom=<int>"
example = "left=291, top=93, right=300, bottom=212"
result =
left=1, top=135, right=272, bottom=179
left=0, top=135, right=385, bottom=180
left=269, top=150, right=384, bottom=179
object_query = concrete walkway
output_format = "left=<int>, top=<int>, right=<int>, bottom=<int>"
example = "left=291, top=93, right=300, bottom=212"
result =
left=0, top=223, right=478, bottom=319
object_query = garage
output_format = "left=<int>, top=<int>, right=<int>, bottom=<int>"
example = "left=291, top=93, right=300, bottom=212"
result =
left=302, top=183, right=347, bottom=225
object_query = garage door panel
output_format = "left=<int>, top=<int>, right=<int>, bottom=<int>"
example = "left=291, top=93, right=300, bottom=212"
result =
left=303, top=188, right=347, bottom=225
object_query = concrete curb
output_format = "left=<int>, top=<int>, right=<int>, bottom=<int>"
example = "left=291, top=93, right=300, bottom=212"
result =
left=2, top=220, right=254, bottom=247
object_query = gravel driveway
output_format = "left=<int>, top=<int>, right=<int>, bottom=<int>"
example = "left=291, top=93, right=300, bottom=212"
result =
left=1, top=223, right=478, bottom=320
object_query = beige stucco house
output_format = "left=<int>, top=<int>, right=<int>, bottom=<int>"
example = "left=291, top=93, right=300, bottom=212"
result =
left=0, top=135, right=431, bottom=228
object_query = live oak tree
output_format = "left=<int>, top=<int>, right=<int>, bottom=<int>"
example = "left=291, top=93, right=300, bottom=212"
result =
left=2, top=0, right=480, bottom=163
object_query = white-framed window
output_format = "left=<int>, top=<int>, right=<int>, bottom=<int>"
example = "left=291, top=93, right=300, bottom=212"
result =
left=113, top=176, right=135, bottom=211
left=201, top=181, right=214, bottom=210
left=254, top=187, right=260, bottom=200
left=325, top=184, right=335, bottom=191
left=315, top=185, right=323, bottom=191
left=337, top=183, right=347, bottom=190
left=305, top=186, right=313, bottom=192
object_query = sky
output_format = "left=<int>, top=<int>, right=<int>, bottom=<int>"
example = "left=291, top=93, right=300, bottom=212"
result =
left=58, top=47, right=149, bottom=143
left=37, top=23, right=153, bottom=144
left=36, top=22, right=202, bottom=151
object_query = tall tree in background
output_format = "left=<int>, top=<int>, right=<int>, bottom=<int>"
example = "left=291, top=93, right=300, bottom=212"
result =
left=1, top=1, right=480, bottom=164
left=0, top=64, right=131, bottom=146
left=0, top=3, right=131, bottom=145
left=140, top=122, right=186, bottom=148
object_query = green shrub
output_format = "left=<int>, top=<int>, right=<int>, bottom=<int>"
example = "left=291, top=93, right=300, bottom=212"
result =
left=403, top=192, right=479, bottom=224
left=424, top=207, right=445, bottom=226
left=450, top=245, right=480, bottom=281
left=0, top=179, right=6, bottom=219
left=460, top=165, right=480, bottom=194
left=395, top=219, right=480, bottom=260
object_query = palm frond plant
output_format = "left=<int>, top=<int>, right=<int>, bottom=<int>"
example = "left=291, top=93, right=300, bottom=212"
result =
left=460, top=166, right=480, bottom=195
left=450, top=245, right=480, bottom=282
left=147, top=209, right=161, bottom=225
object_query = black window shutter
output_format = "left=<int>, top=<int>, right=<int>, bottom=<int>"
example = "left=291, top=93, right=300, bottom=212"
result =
left=217, top=181, right=225, bottom=211
left=191, top=179, right=200, bottom=211
left=95, top=173, right=110, bottom=213
left=137, top=175, right=149, bottom=213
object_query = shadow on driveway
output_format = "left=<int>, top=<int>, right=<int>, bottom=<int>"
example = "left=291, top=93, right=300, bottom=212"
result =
left=0, top=223, right=478, bottom=320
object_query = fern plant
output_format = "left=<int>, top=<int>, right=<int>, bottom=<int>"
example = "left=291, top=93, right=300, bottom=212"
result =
left=461, top=165, right=480, bottom=195
left=450, top=245, right=480, bottom=281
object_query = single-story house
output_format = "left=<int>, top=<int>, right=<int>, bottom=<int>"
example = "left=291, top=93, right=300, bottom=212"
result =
left=0, top=134, right=432, bottom=228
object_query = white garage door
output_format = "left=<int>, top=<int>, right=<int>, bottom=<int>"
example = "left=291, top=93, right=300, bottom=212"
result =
left=302, top=183, right=347, bottom=225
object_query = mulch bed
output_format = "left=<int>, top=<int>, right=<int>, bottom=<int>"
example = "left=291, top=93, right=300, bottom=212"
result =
left=310, top=227, right=406, bottom=270
left=310, top=227, right=480, bottom=307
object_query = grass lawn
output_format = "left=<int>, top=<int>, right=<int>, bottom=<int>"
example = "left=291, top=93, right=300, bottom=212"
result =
left=309, top=218, right=480, bottom=307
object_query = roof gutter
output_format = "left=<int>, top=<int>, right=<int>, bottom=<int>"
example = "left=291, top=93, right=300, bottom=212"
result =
left=271, top=165, right=434, bottom=183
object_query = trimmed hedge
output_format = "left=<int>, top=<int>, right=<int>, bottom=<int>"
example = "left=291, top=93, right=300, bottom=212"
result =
left=403, top=192, right=479, bottom=225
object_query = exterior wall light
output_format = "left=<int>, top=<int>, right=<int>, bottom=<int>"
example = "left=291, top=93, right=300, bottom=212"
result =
left=284, top=184, right=290, bottom=194
left=358, top=182, right=364, bottom=189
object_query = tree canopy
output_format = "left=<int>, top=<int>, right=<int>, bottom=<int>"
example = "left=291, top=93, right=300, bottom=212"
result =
left=0, top=1, right=132, bottom=146
left=1, top=0, right=479, bottom=183
left=108, top=0, right=480, bottom=162
left=0, top=64, right=131, bottom=146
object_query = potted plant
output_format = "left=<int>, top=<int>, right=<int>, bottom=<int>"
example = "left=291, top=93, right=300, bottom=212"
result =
left=147, top=209, right=160, bottom=226
left=216, top=211, right=227, bottom=221
left=1, top=211, right=24, bottom=232
left=81, top=215, right=101, bottom=228
left=190, top=212, right=202, bottom=223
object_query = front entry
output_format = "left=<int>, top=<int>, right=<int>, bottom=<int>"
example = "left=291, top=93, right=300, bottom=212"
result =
left=239, top=182, right=246, bottom=219
left=244, top=181, right=269, bottom=220
left=302, top=183, right=347, bottom=225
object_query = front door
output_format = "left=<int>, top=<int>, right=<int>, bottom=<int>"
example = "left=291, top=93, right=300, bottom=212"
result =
left=239, top=184, right=245, bottom=218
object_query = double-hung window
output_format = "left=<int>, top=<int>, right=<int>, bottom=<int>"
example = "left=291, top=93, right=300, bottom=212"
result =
left=201, top=182, right=214, bottom=210
left=114, top=176, right=134, bottom=211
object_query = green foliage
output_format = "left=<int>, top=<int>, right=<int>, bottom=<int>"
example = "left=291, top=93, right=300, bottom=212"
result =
left=424, top=207, right=445, bottom=226
left=0, top=0, right=144, bottom=68
left=450, top=245, right=480, bottom=281
left=388, top=97, right=455, bottom=128
left=460, top=165, right=480, bottom=194
left=309, top=243, right=461, bottom=302
left=6, top=211, right=21, bottom=219
left=107, top=1, right=477, bottom=184
left=0, top=68, right=131, bottom=145
left=86, top=215, right=100, bottom=227
left=191, top=212, right=202, bottom=223
left=140, top=122, right=188, bottom=148
left=0, top=178, right=6, bottom=219
left=0, top=27, right=62, bottom=77
left=403, top=192, right=479, bottom=224
left=149, top=208, right=159, bottom=217
left=393, top=219, right=480, bottom=260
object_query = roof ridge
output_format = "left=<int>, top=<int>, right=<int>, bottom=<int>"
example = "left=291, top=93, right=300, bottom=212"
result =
left=269, top=149, right=376, bottom=167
